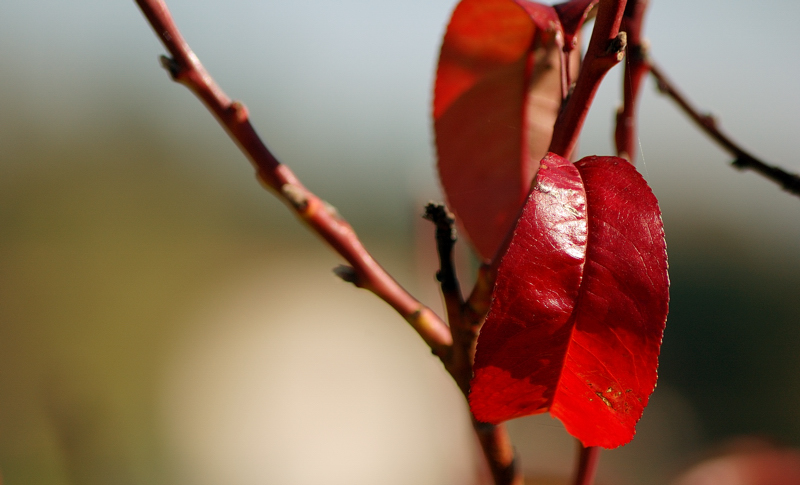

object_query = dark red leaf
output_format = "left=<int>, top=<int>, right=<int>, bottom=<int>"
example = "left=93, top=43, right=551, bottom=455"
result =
left=470, top=154, right=668, bottom=449
left=434, top=0, right=568, bottom=259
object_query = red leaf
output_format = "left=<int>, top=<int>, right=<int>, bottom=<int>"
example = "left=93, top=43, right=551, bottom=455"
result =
left=434, top=0, right=567, bottom=259
left=470, top=154, right=669, bottom=449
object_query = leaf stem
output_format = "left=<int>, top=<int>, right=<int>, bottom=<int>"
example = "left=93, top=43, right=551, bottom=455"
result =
left=647, top=62, right=800, bottom=197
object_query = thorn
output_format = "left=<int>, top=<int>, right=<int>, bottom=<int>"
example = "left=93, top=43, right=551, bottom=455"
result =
left=159, top=55, right=182, bottom=80
left=333, top=265, right=358, bottom=284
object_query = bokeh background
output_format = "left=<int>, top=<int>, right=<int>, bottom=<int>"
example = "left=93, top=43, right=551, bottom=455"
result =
left=1, top=0, right=799, bottom=484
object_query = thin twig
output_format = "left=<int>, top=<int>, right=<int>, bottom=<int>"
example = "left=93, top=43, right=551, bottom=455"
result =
left=648, top=62, right=800, bottom=197
left=134, top=0, right=453, bottom=354
left=614, top=0, right=649, bottom=163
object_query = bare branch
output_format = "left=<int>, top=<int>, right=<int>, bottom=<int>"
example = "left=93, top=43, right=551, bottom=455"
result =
left=133, top=0, right=453, bottom=354
left=648, top=62, right=800, bottom=197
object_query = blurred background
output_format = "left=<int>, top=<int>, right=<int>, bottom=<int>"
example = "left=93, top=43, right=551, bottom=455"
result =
left=1, top=0, right=799, bottom=484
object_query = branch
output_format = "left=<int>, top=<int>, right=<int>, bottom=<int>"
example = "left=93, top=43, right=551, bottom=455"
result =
left=136, top=3, right=524, bottom=484
left=648, top=62, right=800, bottom=197
left=134, top=0, right=453, bottom=354
left=572, top=445, right=601, bottom=485
left=614, top=0, right=649, bottom=163
left=422, top=203, right=469, bottom=389
left=549, top=0, right=628, bottom=159
left=475, top=420, right=523, bottom=485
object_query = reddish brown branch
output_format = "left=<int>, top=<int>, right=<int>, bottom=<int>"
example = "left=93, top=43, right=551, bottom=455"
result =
left=475, top=420, right=523, bottom=485
left=134, top=0, right=452, bottom=353
left=135, top=2, right=526, bottom=483
left=550, top=0, right=628, bottom=159
left=614, top=0, right=649, bottom=163
left=572, top=445, right=601, bottom=485
left=648, top=62, right=800, bottom=197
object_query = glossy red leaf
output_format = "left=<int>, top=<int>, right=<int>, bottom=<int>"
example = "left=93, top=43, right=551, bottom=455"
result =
left=433, top=0, right=565, bottom=260
left=470, top=154, right=668, bottom=449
